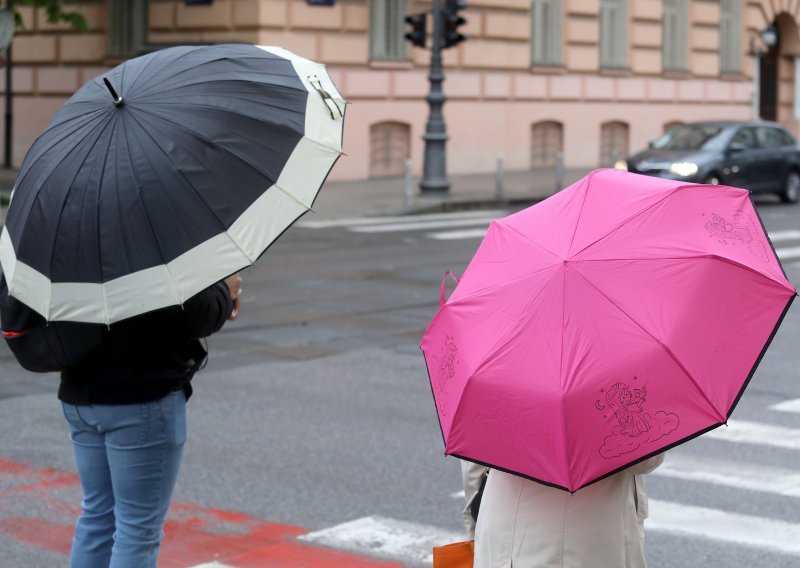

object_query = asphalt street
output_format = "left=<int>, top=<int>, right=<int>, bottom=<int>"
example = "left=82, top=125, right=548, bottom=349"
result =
left=1, top=191, right=799, bottom=567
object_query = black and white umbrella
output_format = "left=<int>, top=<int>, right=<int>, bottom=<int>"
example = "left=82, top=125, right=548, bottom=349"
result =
left=0, top=44, right=345, bottom=324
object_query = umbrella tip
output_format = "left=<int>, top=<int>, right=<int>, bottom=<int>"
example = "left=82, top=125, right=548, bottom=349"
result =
left=102, top=77, right=124, bottom=107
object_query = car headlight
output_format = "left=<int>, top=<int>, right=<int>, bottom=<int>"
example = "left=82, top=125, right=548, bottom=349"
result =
left=614, top=160, right=628, bottom=171
left=669, top=162, right=699, bottom=177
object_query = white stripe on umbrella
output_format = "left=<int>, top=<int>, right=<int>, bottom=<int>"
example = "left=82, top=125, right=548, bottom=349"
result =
left=1, top=46, right=346, bottom=325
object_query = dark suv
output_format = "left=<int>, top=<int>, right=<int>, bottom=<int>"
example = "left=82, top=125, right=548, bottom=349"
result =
left=623, top=121, right=800, bottom=203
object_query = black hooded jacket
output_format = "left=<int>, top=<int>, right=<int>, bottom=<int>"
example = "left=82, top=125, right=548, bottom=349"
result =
left=1, top=278, right=232, bottom=405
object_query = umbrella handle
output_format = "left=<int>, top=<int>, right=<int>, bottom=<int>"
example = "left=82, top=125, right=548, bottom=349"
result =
left=439, top=270, right=460, bottom=308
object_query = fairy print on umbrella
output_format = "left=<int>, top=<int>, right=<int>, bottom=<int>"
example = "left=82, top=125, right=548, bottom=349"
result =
left=703, top=211, right=768, bottom=262
left=431, top=336, right=459, bottom=416
left=595, top=378, right=680, bottom=459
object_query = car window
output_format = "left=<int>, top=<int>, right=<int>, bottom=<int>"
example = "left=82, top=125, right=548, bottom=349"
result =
left=650, top=124, right=725, bottom=150
left=778, top=129, right=796, bottom=146
left=730, top=128, right=757, bottom=150
left=756, top=127, right=787, bottom=148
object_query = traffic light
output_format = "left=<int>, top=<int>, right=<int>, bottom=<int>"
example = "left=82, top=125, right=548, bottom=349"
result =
left=405, top=12, right=427, bottom=48
left=442, top=0, right=467, bottom=49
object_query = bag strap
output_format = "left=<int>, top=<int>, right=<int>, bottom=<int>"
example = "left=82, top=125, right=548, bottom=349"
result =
left=439, top=271, right=461, bottom=308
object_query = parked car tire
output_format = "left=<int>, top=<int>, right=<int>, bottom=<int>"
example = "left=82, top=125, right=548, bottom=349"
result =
left=781, top=170, right=800, bottom=204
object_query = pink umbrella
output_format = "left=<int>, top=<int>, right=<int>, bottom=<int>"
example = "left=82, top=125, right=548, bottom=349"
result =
left=421, top=169, right=796, bottom=493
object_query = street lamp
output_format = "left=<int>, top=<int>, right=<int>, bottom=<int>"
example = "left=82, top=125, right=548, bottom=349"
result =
left=761, top=24, right=778, bottom=49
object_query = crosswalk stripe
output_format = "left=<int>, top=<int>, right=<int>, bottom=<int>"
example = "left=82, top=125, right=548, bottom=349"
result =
left=299, top=516, right=463, bottom=566
left=769, top=230, right=800, bottom=242
left=652, top=454, right=800, bottom=497
left=350, top=217, right=496, bottom=233
left=428, top=228, right=488, bottom=240
left=771, top=398, right=800, bottom=413
left=648, top=499, right=800, bottom=555
left=776, top=246, right=800, bottom=260
left=702, top=420, right=800, bottom=450
left=297, top=210, right=507, bottom=229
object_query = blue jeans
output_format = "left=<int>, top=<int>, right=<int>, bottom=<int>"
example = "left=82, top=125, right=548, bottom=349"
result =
left=61, top=390, right=187, bottom=568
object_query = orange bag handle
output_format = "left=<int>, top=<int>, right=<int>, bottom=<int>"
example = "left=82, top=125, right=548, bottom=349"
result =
left=432, top=539, right=474, bottom=568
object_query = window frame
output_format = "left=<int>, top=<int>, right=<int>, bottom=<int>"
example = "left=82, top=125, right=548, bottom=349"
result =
left=531, top=0, right=563, bottom=67
left=369, top=0, right=410, bottom=62
left=599, top=0, right=627, bottom=70
left=662, top=0, right=688, bottom=72
left=720, top=0, right=743, bottom=74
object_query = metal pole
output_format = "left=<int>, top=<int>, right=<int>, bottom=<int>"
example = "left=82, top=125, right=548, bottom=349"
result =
left=420, top=0, right=450, bottom=194
left=495, top=155, right=504, bottom=199
left=753, top=52, right=761, bottom=119
left=404, top=159, right=414, bottom=207
left=554, top=152, right=564, bottom=193
left=4, top=0, right=12, bottom=169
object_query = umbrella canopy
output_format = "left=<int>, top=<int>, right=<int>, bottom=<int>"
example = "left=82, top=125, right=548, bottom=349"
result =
left=0, top=44, right=345, bottom=324
left=421, top=169, right=796, bottom=493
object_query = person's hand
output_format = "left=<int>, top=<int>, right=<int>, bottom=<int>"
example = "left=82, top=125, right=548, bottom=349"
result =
left=224, top=273, right=242, bottom=320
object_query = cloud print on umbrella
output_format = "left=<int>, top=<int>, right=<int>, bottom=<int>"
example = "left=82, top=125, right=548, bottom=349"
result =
left=595, top=379, right=680, bottom=459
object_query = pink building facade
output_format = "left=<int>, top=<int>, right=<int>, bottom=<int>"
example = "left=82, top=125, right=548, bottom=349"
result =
left=3, top=0, right=800, bottom=181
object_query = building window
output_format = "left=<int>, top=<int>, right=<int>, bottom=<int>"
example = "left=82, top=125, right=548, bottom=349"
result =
left=662, top=0, right=688, bottom=72
left=108, top=0, right=148, bottom=58
left=531, top=0, right=562, bottom=66
left=530, top=121, right=563, bottom=168
left=600, top=121, right=629, bottom=167
left=370, top=0, right=409, bottom=61
left=599, top=0, right=627, bottom=69
left=370, top=122, right=410, bottom=177
left=720, top=0, right=743, bottom=74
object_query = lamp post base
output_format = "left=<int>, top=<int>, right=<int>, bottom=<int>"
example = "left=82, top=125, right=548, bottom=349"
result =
left=419, top=177, right=451, bottom=194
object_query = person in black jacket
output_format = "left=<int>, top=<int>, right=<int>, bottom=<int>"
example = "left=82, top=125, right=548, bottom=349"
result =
left=54, top=274, right=241, bottom=568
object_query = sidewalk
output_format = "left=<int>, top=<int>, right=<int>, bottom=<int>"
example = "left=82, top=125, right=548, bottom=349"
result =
left=311, top=167, right=591, bottom=220
left=0, top=166, right=592, bottom=221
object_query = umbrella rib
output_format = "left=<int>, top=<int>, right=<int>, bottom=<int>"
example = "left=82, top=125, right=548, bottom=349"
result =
left=118, top=111, right=182, bottom=303
left=13, top=107, right=109, bottom=193
left=566, top=170, right=596, bottom=257
left=133, top=53, right=306, bottom=98
left=132, top=99, right=309, bottom=148
left=569, top=183, right=689, bottom=260
left=38, top=113, right=116, bottom=288
left=559, top=265, right=573, bottom=491
left=574, top=255, right=796, bottom=292
left=570, top=265, right=728, bottom=424
left=444, top=261, right=561, bottom=311
left=127, top=106, right=294, bottom=193
left=138, top=77, right=308, bottom=104
left=122, top=110, right=230, bottom=234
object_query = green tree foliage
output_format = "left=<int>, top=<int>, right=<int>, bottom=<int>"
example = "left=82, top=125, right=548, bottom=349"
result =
left=11, top=0, right=88, bottom=31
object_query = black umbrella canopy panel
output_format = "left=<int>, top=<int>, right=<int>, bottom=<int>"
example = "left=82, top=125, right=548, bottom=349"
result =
left=0, top=44, right=345, bottom=324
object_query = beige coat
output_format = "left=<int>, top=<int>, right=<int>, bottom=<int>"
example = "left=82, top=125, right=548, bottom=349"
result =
left=461, top=455, right=664, bottom=568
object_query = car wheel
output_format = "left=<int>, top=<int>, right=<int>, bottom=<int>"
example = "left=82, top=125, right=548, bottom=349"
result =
left=781, top=171, right=800, bottom=204
left=704, top=175, right=720, bottom=185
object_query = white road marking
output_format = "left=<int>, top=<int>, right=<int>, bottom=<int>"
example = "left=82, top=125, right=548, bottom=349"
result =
left=297, top=210, right=507, bottom=229
left=652, top=454, right=800, bottom=497
left=771, top=398, right=800, bottom=413
left=776, top=246, right=800, bottom=260
left=188, top=563, right=236, bottom=568
left=648, top=499, right=800, bottom=555
left=299, top=516, right=464, bottom=566
left=428, top=228, right=489, bottom=240
left=350, top=217, right=496, bottom=233
left=705, top=420, right=800, bottom=450
left=769, top=230, right=800, bottom=242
